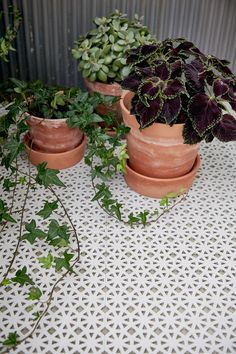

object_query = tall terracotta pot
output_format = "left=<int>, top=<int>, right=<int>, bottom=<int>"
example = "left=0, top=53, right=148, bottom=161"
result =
left=26, top=114, right=83, bottom=153
left=84, top=79, right=123, bottom=124
left=120, top=91, right=199, bottom=179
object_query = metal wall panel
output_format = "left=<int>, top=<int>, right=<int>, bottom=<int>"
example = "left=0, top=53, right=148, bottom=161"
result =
left=1, top=0, right=236, bottom=86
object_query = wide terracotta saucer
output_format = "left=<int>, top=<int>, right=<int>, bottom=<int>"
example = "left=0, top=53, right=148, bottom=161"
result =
left=124, top=155, right=201, bottom=199
left=24, top=133, right=86, bottom=170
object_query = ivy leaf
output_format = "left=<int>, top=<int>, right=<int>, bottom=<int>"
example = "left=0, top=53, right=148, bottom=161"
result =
left=27, top=287, right=42, bottom=300
left=2, top=332, right=18, bottom=346
left=37, top=201, right=58, bottom=219
left=19, top=176, right=27, bottom=185
left=54, top=251, right=74, bottom=272
left=110, top=203, right=122, bottom=221
left=22, top=219, right=47, bottom=244
left=0, top=278, right=11, bottom=286
left=3, top=178, right=16, bottom=192
left=38, top=252, right=54, bottom=269
left=11, top=266, right=34, bottom=286
left=47, top=220, right=70, bottom=247
left=128, top=213, right=140, bottom=225
left=0, top=199, right=16, bottom=224
left=160, top=197, right=169, bottom=207
left=138, top=211, right=149, bottom=226
left=4, top=138, right=25, bottom=164
left=36, top=162, right=65, bottom=188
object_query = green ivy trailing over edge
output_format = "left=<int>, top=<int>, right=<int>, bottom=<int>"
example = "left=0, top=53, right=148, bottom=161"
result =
left=0, top=87, right=186, bottom=352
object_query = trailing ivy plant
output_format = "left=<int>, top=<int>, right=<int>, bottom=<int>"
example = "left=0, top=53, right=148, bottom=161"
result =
left=0, top=5, right=21, bottom=62
left=72, top=9, right=154, bottom=83
left=122, top=38, right=236, bottom=144
left=0, top=80, right=186, bottom=352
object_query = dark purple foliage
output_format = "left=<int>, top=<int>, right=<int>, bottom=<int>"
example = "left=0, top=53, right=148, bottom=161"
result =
left=161, top=97, right=181, bottom=125
left=164, top=79, right=185, bottom=98
left=122, top=38, right=236, bottom=143
left=213, top=79, right=229, bottom=97
left=213, top=114, right=236, bottom=141
left=185, top=60, right=204, bottom=91
left=135, top=98, right=163, bottom=128
left=154, top=63, right=170, bottom=80
left=189, top=93, right=221, bottom=136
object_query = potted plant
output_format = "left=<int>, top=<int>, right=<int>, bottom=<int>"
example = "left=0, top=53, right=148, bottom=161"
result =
left=120, top=38, right=236, bottom=198
left=6, top=80, right=111, bottom=169
left=72, top=10, right=154, bottom=124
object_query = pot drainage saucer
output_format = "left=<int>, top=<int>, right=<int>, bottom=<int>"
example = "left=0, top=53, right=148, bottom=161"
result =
left=24, top=133, right=86, bottom=170
left=124, top=155, right=201, bottom=199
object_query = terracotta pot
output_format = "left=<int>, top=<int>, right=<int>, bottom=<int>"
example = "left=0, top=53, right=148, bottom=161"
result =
left=24, top=133, right=86, bottom=170
left=124, top=155, right=200, bottom=198
left=120, top=91, right=199, bottom=179
left=26, top=114, right=83, bottom=153
left=84, top=79, right=123, bottom=125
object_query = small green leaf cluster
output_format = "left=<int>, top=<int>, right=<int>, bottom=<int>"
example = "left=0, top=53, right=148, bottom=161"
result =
left=0, top=6, right=21, bottom=62
left=72, top=10, right=154, bottom=83
left=0, top=198, right=16, bottom=224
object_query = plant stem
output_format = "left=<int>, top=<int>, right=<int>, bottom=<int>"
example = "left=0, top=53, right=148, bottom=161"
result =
left=0, top=161, right=31, bottom=282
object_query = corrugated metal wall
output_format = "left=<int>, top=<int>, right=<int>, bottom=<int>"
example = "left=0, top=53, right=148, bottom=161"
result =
left=1, top=0, right=236, bottom=87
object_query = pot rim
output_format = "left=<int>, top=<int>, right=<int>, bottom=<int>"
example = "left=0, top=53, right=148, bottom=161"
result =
left=25, top=112, right=67, bottom=122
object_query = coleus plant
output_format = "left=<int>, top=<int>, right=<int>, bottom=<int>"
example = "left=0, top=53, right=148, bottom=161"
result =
left=122, top=38, right=236, bottom=144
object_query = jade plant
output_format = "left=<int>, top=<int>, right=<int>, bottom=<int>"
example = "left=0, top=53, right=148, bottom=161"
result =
left=72, top=10, right=154, bottom=83
left=0, top=6, right=21, bottom=62
left=122, top=38, right=236, bottom=144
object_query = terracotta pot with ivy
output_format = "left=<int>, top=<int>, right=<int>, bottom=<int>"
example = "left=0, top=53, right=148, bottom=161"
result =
left=120, top=38, right=236, bottom=197
left=72, top=10, right=154, bottom=126
left=7, top=80, right=113, bottom=169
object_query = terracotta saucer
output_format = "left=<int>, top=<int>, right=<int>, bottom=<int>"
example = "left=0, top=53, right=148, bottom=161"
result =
left=24, top=133, right=86, bottom=170
left=124, top=155, right=201, bottom=199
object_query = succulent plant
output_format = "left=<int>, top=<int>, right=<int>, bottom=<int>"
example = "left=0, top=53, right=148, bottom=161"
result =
left=72, top=10, right=154, bottom=83
left=122, top=38, right=236, bottom=144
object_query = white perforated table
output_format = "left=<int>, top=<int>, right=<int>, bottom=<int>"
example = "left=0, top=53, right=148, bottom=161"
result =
left=0, top=140, right=236, bottom=354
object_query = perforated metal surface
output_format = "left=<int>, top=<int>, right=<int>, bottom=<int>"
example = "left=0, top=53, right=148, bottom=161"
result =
left=0, top=140, right=236, bottom=354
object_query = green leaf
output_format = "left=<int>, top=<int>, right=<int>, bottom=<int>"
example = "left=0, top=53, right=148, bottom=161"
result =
left=36, top=162, right=65, bottom=188
left=165, top=192, right=178, bottom=198
left=22, top=219, right=47, bottom=244
left=110, top=203, right=122, bottom=221
left=0, top=278, right=11, bottom=286
left=38, top=252, right=54, bottom=269
left=54, top=251, right=74, bottom=272
left=128, top=213, right=140, bottom=225
left=3, top=178, right=16, bottom=192
left=47, top=220, right=70, bottom=247
left=4, top=138, right=25, bottom=164
left=138, top=211, right=149, bottom=226
left=11, top=266, right=34, bottom=286
left=0, top=199, right=16, bottom=224
left=2, top=332, right=18, bottom=346
left=37, top=201, right=58, bottom=219
left=19, top=176, right=27, bottom=185
left=160, top=197, right=169, bottom=207
left=27, top=287, right=42, bottom=300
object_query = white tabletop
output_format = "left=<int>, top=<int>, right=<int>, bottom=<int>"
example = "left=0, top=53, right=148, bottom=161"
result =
left=0, top=139, right=236, bottom=354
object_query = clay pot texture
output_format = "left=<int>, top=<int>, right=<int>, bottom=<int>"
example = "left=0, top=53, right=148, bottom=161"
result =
left=84, top=79, right=123, bottom=124
left=25, top=133, right=86, bottom=170
left=124, top=155, right=200, bottom=199
left=26, top=114, right=83, bottom=153
left=120, top=91, right=199, bottom=179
